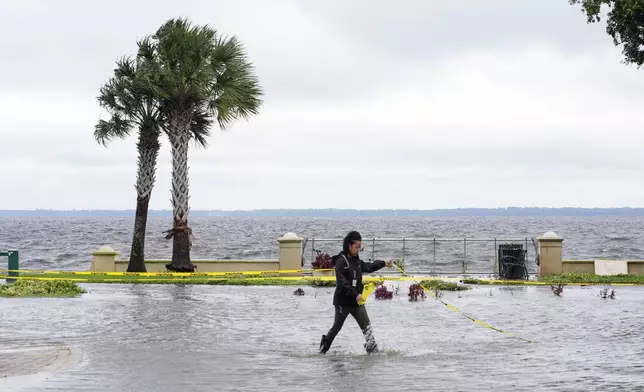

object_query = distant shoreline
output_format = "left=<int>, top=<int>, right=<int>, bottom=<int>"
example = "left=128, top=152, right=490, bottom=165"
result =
left=1, top=208, right=644, bottom=217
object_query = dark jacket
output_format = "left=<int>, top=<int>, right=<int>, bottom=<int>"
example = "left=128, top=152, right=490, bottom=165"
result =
left=332, top=252, right=386, bottom=306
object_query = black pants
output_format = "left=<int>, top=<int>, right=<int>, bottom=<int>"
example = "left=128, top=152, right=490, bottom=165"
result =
left=325, top=305, right=378, bottom=352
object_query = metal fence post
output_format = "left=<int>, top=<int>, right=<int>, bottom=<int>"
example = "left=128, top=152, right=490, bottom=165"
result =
left=402, top=238, right=406, bottom=264
left=371, top=238, right=376, bottom=261
left=494, top=238, right=498, bottom=275
left=7, top=250, right=19, bottom=283
left=433, top=238, right=436, bottom=273
left=463, top=237, right=467, bottom=274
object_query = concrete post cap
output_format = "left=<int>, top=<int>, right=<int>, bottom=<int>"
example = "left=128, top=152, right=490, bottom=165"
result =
left=93, top=245, right=119, bottom=254
left=280, top=232, right=301, bottom=241
left=539, top=231, right=561, bottom=240
left=277, top=233, right=304, bottom=244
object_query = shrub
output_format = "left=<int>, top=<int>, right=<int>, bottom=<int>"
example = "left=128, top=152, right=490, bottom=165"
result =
left=408, top=284, right=426, bottom=301
left=309, top=278, right=335, bottom=287
left=542, top=273, right=644, bottom=285
left=312, top=250, right=333, bottom=269
left=375, top=285, right=393, bottom=300
left=419, top=280, right=471, bottom=291
left=393, top=258, right=405, bottom=273
left=461, top=278, right=486, bottom=285
left=0, top=280, right=86, bottom=297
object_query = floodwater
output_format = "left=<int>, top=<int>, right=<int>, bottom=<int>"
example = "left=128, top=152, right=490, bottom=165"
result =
left=1, top=282, right=644, bottom=391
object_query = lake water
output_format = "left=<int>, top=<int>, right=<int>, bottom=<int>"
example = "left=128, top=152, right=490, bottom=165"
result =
left=1, top=216, right=644, bottom=273
left=1, top=282, right=643, bottom=391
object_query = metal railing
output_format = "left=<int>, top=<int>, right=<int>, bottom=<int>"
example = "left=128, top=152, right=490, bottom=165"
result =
left=303, top=237, right=538, bottom=275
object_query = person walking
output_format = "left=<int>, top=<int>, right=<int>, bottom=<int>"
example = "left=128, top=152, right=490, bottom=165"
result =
left=319, top=231, right=393, bottom=354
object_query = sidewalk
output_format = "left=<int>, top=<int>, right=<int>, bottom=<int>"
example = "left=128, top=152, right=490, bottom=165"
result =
left=0, top=344, right=79, bottom=389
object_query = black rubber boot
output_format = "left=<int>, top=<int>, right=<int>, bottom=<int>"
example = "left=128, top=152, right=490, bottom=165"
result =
left=319, top=335, right=332, bottom=354
left=365, top=341, right=379, bottom=354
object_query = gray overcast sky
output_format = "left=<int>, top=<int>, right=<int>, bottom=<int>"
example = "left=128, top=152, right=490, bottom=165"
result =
left=1, top=0, right=643, bottom=210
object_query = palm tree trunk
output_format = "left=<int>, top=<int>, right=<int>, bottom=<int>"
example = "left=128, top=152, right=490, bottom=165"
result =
left=128, top=194, right=151, bottom=272
left=127, top=130, right=159, bottom=273
left=166, top=112, right=195, bottom=272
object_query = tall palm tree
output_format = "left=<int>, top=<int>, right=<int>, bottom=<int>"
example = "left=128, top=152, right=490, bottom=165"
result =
left=144, top=19, right=263, bottom=272
left=95, top=55, right=161, bottom=273
left=96, top=47, right=213, bottom=273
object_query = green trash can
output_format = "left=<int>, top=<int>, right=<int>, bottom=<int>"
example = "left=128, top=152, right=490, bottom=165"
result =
left=6, top=250, right=19, bottom=283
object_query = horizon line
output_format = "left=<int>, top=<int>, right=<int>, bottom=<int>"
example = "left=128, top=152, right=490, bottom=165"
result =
left=3, top=207, right=644, bottom=211
left=2, top=207, right=644, bottom=218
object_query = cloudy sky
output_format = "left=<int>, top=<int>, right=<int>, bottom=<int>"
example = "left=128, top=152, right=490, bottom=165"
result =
left=1, top=0, right=643, bottom=210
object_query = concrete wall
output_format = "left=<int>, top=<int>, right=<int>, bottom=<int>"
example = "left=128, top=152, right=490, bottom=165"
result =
left=114, top=259, right=279, bottom=273
left=628, top=261, right=644, bottom=275
left=536, top=232, right=644, bottom=277
left=560, top=260, right=644, bottom=275
left=91, top=232, right=302, bottom=273
left=92, top=230, right=644, bottom=277
left=562, top=260, right=595, bottom=274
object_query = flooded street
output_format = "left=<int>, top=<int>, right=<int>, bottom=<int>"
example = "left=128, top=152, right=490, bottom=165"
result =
left=1, top=283, right=643, bottom=391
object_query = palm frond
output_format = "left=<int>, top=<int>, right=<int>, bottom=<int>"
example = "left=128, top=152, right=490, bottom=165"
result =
left=114, top=56, right=136, bottom=79
left=209, top=36, right=263, bottom=129
left=96, top=46, right=162, bottom=146
left=94, top=115, right=132, bottom=146
left=136, top=36, right=156, bottom=62
left=190, top=108, right=213, bottom=148
left=143, top=18, right=262, bottom=142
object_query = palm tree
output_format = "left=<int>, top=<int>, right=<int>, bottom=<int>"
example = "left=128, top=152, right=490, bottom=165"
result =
left=96, top=47, right=213, bottom=273
left=95, top=55, right=161, bottom=273
left=144, top=19, right=262, bottom=272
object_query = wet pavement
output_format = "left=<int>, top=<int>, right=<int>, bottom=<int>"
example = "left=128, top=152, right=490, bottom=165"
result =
left=0, top=345, right=75, bottom=379
left=1, top=282, right=643, bottom=391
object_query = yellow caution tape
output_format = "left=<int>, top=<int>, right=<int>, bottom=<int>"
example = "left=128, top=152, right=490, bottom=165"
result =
left=357, top=282, right=377, bottom=305
left=479, top=280, right=640, bottom=286
left=0, top=275, right=311, bottom=283
left=393, top=264, right=536, bottom=343
left=0, top=274, right=406, bottom=284
left=3, top=269, right=635, bottom=287
left=0, top=270, right=414, bottom=283
left=1, top=275, right=89, bottom=282
left=0, top=268, right=334, bottom=277
left=0, top=275, right=305, bottom=283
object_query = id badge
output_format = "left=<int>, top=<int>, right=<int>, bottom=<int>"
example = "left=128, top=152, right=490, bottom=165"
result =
left=352, top=279, right=357, bottom=287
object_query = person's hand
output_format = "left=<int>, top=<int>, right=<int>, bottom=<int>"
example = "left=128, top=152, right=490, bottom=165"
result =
left=385, top=259, right=396, bottom=268
left=356, top=294, right=364, bottom=303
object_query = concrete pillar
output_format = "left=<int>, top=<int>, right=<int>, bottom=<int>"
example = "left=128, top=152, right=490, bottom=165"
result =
left=538, top=231, right=564, bottom=277
left=91, top=246, right=120, bottom=272
left=278, top=232, right=303, bottom=272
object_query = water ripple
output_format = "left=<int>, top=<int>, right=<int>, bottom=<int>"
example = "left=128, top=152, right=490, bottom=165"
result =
left=3, top=216, right=644, bottom=274
left=2, top=284, right=644, bottom=390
